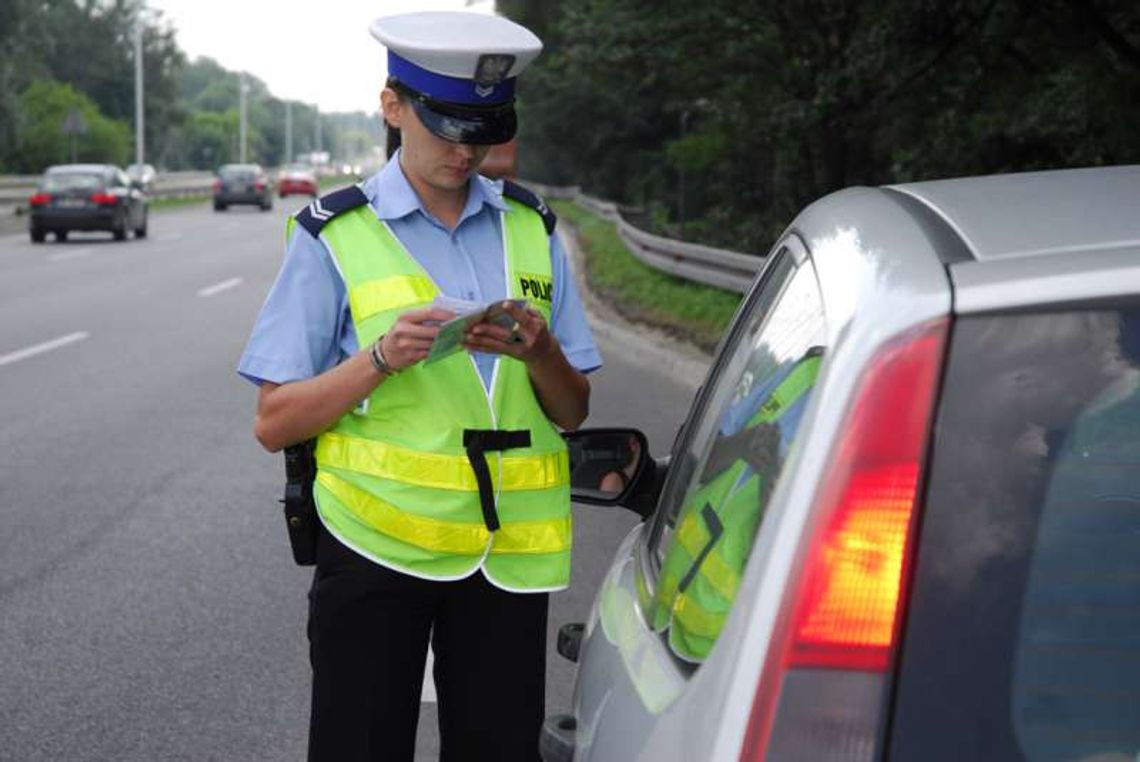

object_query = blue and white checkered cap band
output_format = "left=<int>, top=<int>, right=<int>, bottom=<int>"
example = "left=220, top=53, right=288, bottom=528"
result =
left=389, top=52, right=515, bottom=105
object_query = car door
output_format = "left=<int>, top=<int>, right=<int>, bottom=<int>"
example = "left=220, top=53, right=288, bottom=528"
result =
left=571, top=236, right=829, bottom=761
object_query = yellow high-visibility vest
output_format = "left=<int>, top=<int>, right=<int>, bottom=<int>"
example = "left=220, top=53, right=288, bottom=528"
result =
left=296, top=195, right=571, bottom=591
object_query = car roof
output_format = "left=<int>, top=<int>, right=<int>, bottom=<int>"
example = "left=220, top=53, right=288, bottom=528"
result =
left=888, top=165, right=1140, bottom=263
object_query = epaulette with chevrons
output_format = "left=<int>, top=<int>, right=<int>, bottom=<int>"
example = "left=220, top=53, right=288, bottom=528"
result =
left=292, top=185, right=370, bottom=238
left=502, top=180, right=556, bottom=236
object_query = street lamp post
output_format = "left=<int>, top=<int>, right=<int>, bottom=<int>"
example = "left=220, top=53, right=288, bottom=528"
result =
left=314, top=104, right=322, bottom=153
left=285, top=101, right=293, bottom=165
left=678, top=109, right=691, bottom=240
left=239, top=75, right=249, bottom=163
left=133, top=10, right=145, bottom=169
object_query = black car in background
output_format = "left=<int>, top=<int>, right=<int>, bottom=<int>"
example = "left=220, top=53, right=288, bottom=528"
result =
left=213, top=164, right=273, bottom=211
left=28, top=164, right=148, bottom=243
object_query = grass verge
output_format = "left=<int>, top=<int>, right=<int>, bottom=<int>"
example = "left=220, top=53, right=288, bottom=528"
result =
left=151, top=194, right=210, bottom=210
left=551, top=199, right=743, bottom=353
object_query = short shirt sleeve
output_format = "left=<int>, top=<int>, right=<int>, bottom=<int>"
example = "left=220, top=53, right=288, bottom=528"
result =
left=548, top=232, right=603, bottom=374
left=237, top=226, right=354, bottom=386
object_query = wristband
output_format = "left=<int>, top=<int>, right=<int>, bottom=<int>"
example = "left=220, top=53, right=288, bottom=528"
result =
left=369, top=334, right=395, bottom=375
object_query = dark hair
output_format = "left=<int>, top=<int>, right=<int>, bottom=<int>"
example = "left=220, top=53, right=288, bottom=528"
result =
left=384, top=76, right=404, bottom=160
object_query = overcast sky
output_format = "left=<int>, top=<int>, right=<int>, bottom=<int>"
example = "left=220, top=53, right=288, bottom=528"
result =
left=147, top=0, right=495, bottom=114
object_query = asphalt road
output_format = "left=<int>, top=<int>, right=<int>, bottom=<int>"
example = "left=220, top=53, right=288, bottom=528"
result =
left=0, top=201, right=703, bottom=761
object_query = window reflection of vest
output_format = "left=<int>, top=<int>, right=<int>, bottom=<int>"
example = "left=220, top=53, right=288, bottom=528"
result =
left=653, top=352, right=822, bottom=661
left=287, top=186, right=572, bottom=592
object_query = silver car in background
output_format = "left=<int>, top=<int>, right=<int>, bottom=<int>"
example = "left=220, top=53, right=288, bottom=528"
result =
left=546, top=166, right=1140, bottom=761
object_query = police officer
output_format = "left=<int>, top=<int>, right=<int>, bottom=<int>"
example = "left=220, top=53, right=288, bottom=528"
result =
left=237, top=11, right=601, bottom=761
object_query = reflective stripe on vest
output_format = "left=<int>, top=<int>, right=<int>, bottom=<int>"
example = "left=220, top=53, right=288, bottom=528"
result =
left=316, top=431, right=569, bottom=492
left=303, top=199, right=571, bottom=590
left=317, top=471, right=571, bottom=555
left=348, top=275, right=438, bottom=324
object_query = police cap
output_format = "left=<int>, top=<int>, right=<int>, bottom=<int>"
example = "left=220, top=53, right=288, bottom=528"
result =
left=370, top=12, right=542, bottom=146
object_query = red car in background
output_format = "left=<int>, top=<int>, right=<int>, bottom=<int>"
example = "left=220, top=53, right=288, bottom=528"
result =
left=277, top=165, right=319, bottom=198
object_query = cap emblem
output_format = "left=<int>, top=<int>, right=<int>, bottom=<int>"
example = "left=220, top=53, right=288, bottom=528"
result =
left=474, top=53, right=516, bottom=94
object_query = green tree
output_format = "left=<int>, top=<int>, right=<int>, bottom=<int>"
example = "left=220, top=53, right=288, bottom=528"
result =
left=14, top=80, right=131, bottom=172
left=33, top=0, right=185, bottom=166
left=501, top=0, right=1140, bottom=253
left=181, top=110, right=238, bottom=169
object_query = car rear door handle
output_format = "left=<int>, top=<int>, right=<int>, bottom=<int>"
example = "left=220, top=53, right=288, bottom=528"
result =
left=557, top=622, right=584, bottom=663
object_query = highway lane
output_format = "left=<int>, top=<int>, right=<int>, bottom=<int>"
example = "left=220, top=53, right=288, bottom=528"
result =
left=0, top=201, right=702, bottom=760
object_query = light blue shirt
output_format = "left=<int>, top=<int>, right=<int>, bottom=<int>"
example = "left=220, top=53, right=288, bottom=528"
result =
left=238, top=154, right=602, bottom=390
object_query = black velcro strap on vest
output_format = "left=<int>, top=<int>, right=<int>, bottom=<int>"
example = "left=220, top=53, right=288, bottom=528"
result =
left=677, top=504, right=724, bottom=594
left=502, top=180, right=557, bottom=236
left=293, top=185, right=369, bottom=238
left=462, top=429, right=533, bottom=532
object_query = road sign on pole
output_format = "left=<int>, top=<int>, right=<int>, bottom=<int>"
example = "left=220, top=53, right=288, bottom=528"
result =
left=61, top=107, right=88, bottom=163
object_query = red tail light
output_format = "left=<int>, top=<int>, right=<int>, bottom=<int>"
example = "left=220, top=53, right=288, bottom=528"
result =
left=740, top=318, right=949, bottom=761
left=90, top=192, right=118, bottom=205
left=212, top=179, right=222, bottom=192
left=28, top=193, right=51, bottom=207
left=255, top=181, right=266, bottom=191
left=789, top=462, right=919, bottom=670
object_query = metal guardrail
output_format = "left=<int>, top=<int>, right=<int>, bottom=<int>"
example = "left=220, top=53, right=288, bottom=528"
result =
left=527, top=182, right=762, bottom=294
left=0, top=171, right=216, bottom=210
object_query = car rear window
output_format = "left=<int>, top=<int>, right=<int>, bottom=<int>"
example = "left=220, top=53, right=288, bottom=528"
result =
left=890, top=305, right=1140, bottom=761
left=220, top=166, right=257, bottom=180
left=43, top=173, right=102, bottom=192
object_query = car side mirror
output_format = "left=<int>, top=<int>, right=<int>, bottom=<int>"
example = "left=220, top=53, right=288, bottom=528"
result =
left=563, top=428, right=664, bottom=520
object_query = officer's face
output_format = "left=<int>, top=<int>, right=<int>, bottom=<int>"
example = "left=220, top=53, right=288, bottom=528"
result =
left=383, top=89, right=491, bottom=193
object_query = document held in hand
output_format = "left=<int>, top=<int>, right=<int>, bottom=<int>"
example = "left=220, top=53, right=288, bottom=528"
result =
left=425, top=295, right=527, bottom=365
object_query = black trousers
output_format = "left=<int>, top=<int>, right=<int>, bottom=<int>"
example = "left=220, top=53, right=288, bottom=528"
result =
left=307, top=525, right=549, bottom=762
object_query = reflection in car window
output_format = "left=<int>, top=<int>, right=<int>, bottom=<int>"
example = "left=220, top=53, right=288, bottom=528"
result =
left=647, top=250, right=826, bottom=663
left=891, top=307, right=1140, bottom=761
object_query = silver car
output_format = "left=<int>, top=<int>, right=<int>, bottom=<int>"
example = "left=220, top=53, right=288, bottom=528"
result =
left=546, top=166, right=1140, bottom=761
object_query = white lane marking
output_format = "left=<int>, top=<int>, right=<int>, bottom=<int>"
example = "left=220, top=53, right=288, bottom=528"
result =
left=0, top=331, right=89, bottom=368
left=48, top=248, right=93, bottom=262
left=197, top=277, right=243, bottom=297
left=422, top=646, right=436, bottom=703
left=155, top=232, right=183, bottom=242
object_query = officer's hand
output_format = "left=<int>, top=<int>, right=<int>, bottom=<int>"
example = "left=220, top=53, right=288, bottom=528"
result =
left=382, top=307, right=454, bottom=371
left=463, top=301, right=555, bottom=364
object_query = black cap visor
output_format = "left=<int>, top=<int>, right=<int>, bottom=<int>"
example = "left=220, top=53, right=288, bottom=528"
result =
left=394, top=81, right=517, bottom=145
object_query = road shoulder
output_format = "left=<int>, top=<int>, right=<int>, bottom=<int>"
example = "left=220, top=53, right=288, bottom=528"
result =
left=559, top=224, right=712, bottom=394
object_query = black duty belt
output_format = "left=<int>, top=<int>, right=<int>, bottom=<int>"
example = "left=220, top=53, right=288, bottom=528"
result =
left=462, top=429, right=532, bottom=532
